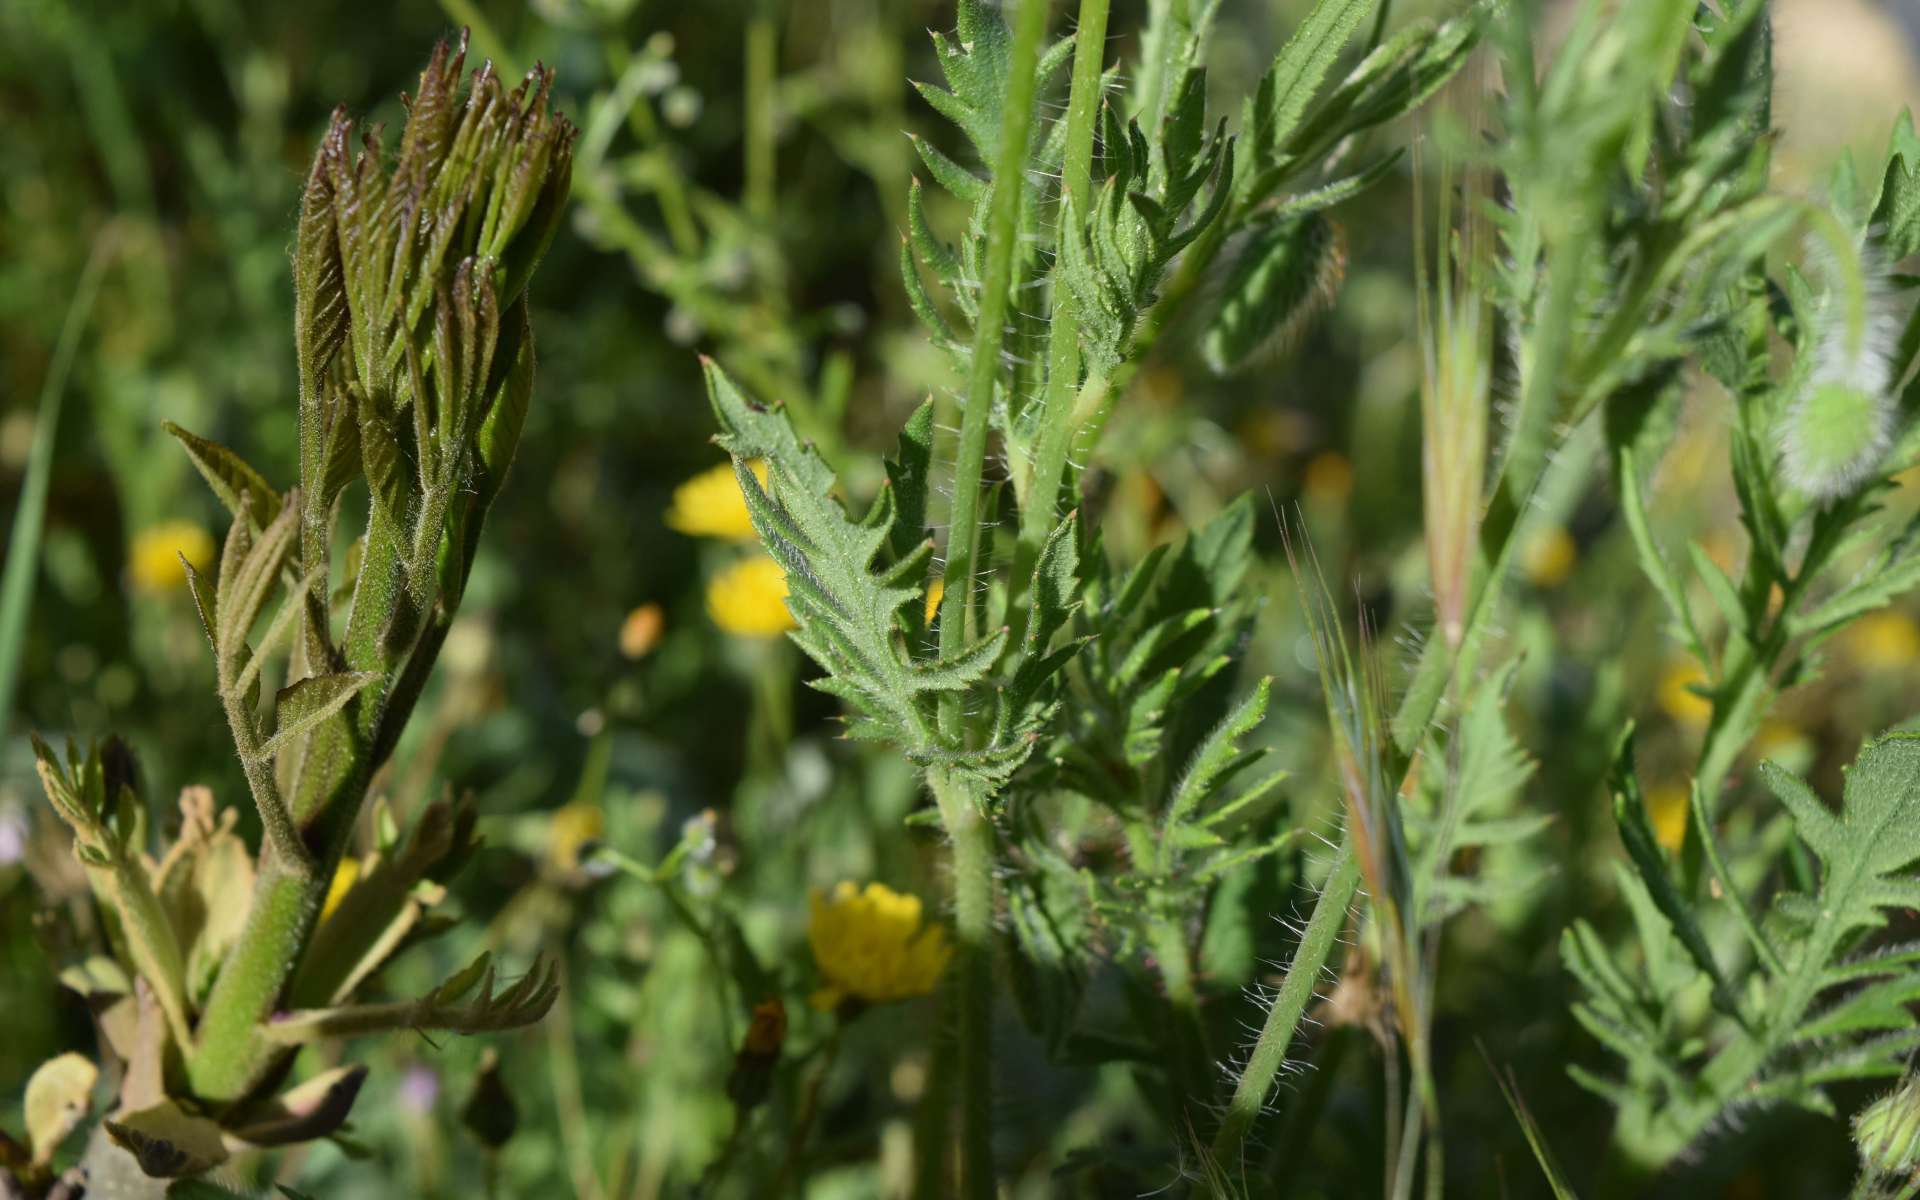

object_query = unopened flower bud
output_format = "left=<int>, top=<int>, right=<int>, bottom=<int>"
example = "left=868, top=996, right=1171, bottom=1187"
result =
left=1856, top=1077, right=1920, bottom=1174
left=725, top=998, right=787, bottom=1112
left=460, top=1049, right=519, bottom=1150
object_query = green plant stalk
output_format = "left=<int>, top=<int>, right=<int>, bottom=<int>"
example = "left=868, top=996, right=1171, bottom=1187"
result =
left=1125, top=811, right=1214, bottom=1125
left=912, top=1014, right=957, bottom=1198
left=187, top=868, right=315, bottom=1099
left=1678, top=455, right=1851, bottom=885
left=191, top=487, right=467, bottom=1099
left=745, top=3, right=778, bottom=225
left=593, top=843, right=743, bottom=1048
left=1144, top=910, right=1212, bottom=1122
left=937, top=0, right=1048, bottom=690
left=546, top=958, right=611, bottom=1200
left=597, top=42, right=701, bottom=257
left=1210, top=838, right=1360, bottom=1167
left=748, top=641, right=795, bottom=778
left=924, top=5, right=1048, bottom=1192
left=1132, top=0, right=1190, bottom=134
left=87, top=851, right=193, bottom=1050
left=216, top=635, right=317, bottom=880
left=0, top=232, right=113, bottom=739
left=1013, top=0, right=1110, bottom=612
left=932, top=767, right=999, bottom=1200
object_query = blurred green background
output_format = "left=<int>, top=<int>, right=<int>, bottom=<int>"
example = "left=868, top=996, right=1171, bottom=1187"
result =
left=2, top=0, right=1918, bottom=1195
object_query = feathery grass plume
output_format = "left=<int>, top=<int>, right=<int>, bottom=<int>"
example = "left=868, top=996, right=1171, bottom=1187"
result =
left=1413, top=137, right=1493, bottom=651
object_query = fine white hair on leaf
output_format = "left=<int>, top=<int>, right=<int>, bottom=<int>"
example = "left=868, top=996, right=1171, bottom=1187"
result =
left=1777, top=239, right=1903, bottom=500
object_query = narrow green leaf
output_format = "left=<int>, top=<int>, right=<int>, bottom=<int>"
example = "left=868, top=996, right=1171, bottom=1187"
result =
left=256, top=672, right=380, bottom=761
left=0, top=235, right=112, bottom=737
left=165, top=421, right=284, bottom=529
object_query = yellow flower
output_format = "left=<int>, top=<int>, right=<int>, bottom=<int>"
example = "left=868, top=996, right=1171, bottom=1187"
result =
left=548, top=803, right=605, bottom=871
left=1657, top=660, right=1712, bottom=729
left=128, top=520, right=215, bottom=595
left=707, top=556, right=796, bottom=637
left=923, top=577, right=945, bottom=623
left=619, top=603, right=665, bottom=660
left=1302, top=451, right=1353, bottom=504
left=808, top=881, right=952, bottom=1011
left=1839, top=610, right=1920, bottom=670
left=666, top=459, right=768, bottom=541
left=1520, top=526, right=1577, bottom=589
left=321, top=857, right=361, bottom=923
left=1749, top=719, right=1807, bottom=761
left=1647, top=784, right=1690, bottom=853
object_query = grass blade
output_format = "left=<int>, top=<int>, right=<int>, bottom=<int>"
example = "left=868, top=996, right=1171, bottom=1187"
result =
left=0, top=229, right=116, bottom=741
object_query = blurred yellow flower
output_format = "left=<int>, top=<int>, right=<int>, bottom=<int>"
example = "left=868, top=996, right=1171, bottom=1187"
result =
left=1699, top=529, right=1742, bottom=574
left=707, top=556, right=796, bottom=637
left=619, top=603, right=665, bottom=660
left=321, top=857, right=360, bottom=923
left=1647, top=784, right=1689, bottom=853
left=1839, top=610, right=1920, bottom=670
left=128, top=520, right=214, bottom=595
left=1750, top=719, right=1807, bottom=761
left=548, top=803, right=605, bottom=871
left=1657, top=660, right=1712, bottom=729
left=923, top=577, right=945, bottom=623
left=808, top=881, right=951, bottom=1011
left=1303, top=451, right=1353, bottom=504
left=666, top=459, right=768, bottom=541
left=1520, top=526, right=1577, bottom=589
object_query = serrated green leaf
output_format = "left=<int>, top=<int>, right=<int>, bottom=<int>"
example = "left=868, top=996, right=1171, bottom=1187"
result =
left=707, top=359, right=1039, bottom=784
left=1243, top=0, right=1379, bottom=179
left=1871, top=110, right=1920, bottom=259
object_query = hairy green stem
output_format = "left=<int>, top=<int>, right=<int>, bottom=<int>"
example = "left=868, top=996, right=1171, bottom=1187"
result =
left=1012, top=0, right=1110, bottom=611
left=936, top=0, right=1048, bottom=705
left=1210, top=838, right=1359, bottom=1169
left=217, top=657, right=316, bottom=880
left=932, top=768, right=998, bottom=1200
left=191, top=490, right=458, bottom=1099
left=912, top=1013, right=957, bottom=1198
left=187, top=862, right=316, bottom=1100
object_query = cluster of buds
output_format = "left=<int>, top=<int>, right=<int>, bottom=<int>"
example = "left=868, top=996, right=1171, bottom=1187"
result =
left=5, top=33, right=571, bottom=1197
